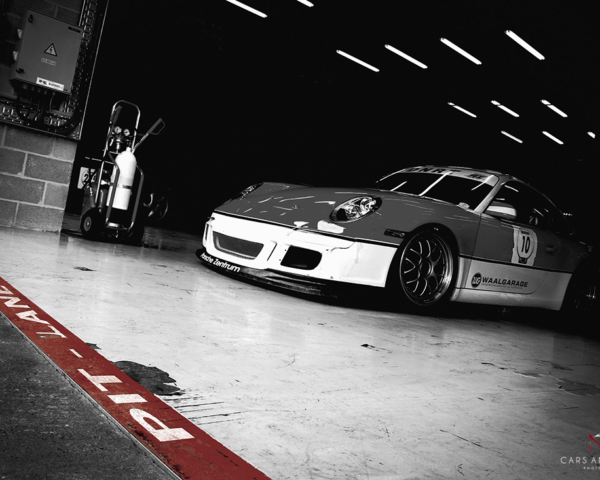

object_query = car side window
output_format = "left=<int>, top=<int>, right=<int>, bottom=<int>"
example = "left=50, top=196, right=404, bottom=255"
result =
left=526, top=188, right=573, bottom=236
left=490, top=181, right=572, bottom=236
left=490, top=182, right=532, bottom=225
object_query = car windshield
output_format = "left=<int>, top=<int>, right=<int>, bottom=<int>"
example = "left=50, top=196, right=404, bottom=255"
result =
left=374, top=167, right=499, bottom=210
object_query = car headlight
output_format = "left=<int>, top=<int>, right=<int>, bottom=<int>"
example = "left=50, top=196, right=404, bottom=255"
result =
left=231, top=183, right=263, bottom=200
left=330, top=196, right=382, bottom=223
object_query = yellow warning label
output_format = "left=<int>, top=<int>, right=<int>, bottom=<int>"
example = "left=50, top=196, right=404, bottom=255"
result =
left=44, top=44, right=57, bottom=56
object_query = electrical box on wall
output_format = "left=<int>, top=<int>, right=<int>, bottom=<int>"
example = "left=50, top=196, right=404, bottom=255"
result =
left=10, top=11, right=83, bottom=94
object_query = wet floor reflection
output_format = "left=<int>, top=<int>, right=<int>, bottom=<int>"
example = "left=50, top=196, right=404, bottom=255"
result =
left=1, top=218, right=599, bottom=480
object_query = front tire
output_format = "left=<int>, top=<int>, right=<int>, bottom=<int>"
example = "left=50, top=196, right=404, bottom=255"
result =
left=393, top=229, right=456, bottom=307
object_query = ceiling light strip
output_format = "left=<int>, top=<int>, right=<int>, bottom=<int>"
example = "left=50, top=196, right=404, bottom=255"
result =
left=541, top=99, right=567, bottom=117
left=448, top=102, right=477, bottom=117
left=542, top=131, right=564, bottom=144
left=225, top=0, right=267, bottom=17
left=297, top=0, right=314, bottom=6
left=505, top=30, right=545, bottom=60
left=491, top=100, right=519, bottom=117
left=440, top=38, right=482, bottom=65
left=588, top=132, right=596, bottom=139
left=336, top=50, right=379, bottom=72
left=384, top=44, right=428, bottom=69
left=501, top=131, right=523, bottom=143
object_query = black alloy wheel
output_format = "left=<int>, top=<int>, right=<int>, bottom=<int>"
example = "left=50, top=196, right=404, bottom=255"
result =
left=396, top=230, right=456, bottom=307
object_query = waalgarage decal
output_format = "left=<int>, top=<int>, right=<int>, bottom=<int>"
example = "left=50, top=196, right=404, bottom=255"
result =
left=471, top=272, right=528, bottom=289
left=200, top=251, right=241, bottom=273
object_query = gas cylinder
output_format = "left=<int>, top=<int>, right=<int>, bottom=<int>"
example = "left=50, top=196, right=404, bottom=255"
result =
left=109, top=147, right=137, bottom=210
left=81, top=183, right=96, bottom=217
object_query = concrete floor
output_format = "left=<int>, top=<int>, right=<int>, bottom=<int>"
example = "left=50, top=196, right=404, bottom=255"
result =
left=1, top=216, right=600, bottom=480
left=0, top=312, right=177, bottom=480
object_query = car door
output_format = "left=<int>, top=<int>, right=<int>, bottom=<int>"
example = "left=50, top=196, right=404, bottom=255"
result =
left=466, top=181, right=563, bottom=296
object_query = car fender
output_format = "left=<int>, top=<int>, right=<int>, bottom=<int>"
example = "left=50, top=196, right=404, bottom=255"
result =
left=345, top=194, right=482, bottom=256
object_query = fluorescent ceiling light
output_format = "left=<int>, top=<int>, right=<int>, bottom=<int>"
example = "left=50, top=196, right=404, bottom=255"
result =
left=542, top=131, right=563, bottom=144
left=588, top=131, right=596, bottom=138
left=501, top=131, right=523, bottom=143
left=440, top=38, right=482, bottom=65
left=491, top=100, right=519, bottom=117
left=384, top=44, right=428, bottom=69
left=225, top=0, right=267, bottom=17
left=297, top=0, right=314, bottom=6
left=336, top=50, right=379, bottom=72
left=541, top=99, right=567, bottom=117
left=448, top=102, right=477, bottom=118
left=505, top=30, right=545, bottom=60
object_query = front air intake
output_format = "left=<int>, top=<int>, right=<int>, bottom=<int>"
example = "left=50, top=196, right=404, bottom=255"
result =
left=214, top=232, right=263, bottom=259
left=280, top=246, right=322, bottom=270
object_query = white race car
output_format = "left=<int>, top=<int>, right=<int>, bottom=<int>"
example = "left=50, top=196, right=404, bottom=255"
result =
left=197, top=166, right=597, bottom=316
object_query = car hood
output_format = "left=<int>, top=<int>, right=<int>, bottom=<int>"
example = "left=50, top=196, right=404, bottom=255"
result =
left=218, top=186, right=373, bottom=220
left=214, top=184, right=472, bottom=238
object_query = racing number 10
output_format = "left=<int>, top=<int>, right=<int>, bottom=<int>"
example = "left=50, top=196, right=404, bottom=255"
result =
left=521, top=233, right=531, bottom=255
left=512, top=226, right=538, bottom=266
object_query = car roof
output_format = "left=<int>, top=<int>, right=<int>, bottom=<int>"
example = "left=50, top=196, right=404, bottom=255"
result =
left=398, top=165, right=521, bottom=183
left=398, top=165, right=561, bottom=204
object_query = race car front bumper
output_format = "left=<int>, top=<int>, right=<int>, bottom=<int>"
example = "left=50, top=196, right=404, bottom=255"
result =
left=196, top=247, right=340, bottom=296
left=200, top=212, right=397, bottom=288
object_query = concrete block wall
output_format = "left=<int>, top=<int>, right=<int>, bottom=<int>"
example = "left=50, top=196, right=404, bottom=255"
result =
left=0, top=0, right=84, bottom=232
left=0, top=123, right=77, bottom=231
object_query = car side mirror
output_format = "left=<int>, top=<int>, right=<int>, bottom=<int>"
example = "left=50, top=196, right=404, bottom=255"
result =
left=485, top=201, right=517, bottom=221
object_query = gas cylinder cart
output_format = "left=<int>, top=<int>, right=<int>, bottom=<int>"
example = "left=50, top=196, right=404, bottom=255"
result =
left=80, top=100, right=165, bottom=244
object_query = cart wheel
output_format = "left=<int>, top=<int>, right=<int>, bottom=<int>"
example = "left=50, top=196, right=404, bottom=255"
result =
left=148, top=197, right=168, bottom=222
left=80, top=208, right=103, bottom=240
left=123, top=222, right=145, bottom=245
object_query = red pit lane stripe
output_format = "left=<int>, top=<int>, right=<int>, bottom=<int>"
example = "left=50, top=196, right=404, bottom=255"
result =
left=0, top=276, right=270, bottom=480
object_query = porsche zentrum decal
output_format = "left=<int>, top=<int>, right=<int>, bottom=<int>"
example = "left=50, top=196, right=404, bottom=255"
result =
left=199, top=251, right=241, bottom=273
left=511, top=226, right=538, bottom=266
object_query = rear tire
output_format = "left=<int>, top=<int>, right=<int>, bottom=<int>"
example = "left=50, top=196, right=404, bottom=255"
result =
left=390, top=229, right=457, bottom=308
left=561, top=263, right=598, bottom=320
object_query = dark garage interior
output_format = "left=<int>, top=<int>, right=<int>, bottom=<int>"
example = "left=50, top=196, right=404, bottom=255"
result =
left=67, top=0, right=599, bottom=240
left=1, top=1, right=600, bottom=479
